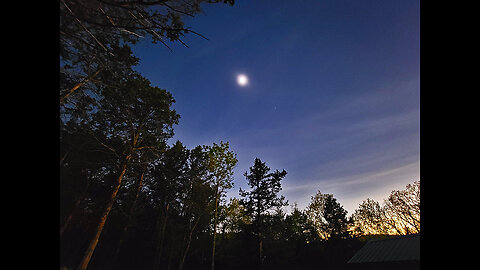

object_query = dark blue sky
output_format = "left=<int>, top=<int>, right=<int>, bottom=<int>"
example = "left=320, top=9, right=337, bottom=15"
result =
left=132, top=0, right=420, bottom=214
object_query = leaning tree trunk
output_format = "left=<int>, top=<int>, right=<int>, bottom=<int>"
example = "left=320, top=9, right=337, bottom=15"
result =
left=76, top=154, right=131, bottom=270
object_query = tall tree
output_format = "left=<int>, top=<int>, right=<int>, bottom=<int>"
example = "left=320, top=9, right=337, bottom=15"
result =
left=239, top=158, right=288, bottom=270
left=75, top=74, right=179, bottom=270
left=177, top=146, right=215, bottom=270
left=110, top=161, right=149, bottom=268
left=149, top=141, right=191, bottom=270
left=204, top=141, right=237, bottom=270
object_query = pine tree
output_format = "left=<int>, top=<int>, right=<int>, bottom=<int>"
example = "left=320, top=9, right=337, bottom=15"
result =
left=239, top=158, right=288, bottom=270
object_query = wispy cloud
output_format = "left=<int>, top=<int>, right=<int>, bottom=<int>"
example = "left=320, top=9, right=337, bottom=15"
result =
left=224, top=76, right=419, bottom=214
left=281, top=160, right=420, bottom=214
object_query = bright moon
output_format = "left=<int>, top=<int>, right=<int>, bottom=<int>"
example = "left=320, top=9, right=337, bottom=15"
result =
left=237, top=74, right=248, bottom=86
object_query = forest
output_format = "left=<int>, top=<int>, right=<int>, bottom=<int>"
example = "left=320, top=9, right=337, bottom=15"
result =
left=60, top=1, right=420, bottom=270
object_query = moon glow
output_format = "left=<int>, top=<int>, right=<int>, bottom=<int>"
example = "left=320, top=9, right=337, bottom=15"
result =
left=237, top=74, right=249, bottom=86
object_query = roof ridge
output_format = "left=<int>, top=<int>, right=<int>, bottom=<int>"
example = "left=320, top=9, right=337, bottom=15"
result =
left=369, top=233, right=419, bottom=243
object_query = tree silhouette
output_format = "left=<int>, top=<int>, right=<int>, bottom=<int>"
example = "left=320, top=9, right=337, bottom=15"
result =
left=60, top=0, right=235, bottom=104
left=321, top=194, right=350, bottom=240
left=306, top=191, right=350, bottom=240
left=239, top=158, right=288, bottom=270
left=75, top=74, right=179, bottom=270
left=204, top=142, right=238, bottom=270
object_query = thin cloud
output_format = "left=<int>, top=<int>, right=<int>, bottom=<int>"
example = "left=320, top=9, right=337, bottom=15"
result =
left=281, top=160, right=419, bottom=214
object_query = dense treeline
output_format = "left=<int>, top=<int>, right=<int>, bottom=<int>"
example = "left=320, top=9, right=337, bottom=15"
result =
left=60, top=1, right=419, bottom=269
left=60, top=138, right=419, bottom=270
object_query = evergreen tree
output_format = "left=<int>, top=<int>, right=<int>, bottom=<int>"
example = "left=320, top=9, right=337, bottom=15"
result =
left=306, top=192, right=350, bottom=240
left=239, top=158, right=288, bottom=270
left=321, top=195, right=350, bottom=240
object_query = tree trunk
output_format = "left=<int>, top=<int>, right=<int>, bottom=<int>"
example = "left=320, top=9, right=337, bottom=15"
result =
left=154, top=203, right=169, bottom=270
left=178, top=216, right=201, bottom=270
left=76, top=155, right=131, bottom=270
left=258, top=233, right=263, bottom=270
left=210, top=189, right=219, bottom=270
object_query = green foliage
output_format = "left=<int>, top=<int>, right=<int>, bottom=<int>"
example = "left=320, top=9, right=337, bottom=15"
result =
left=221, top=198, right=252, bottom=234
left=204, top=141, right=238, bottom=209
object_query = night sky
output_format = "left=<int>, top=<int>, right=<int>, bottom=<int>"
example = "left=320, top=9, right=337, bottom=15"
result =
left=132, top=0, right=420, bottom=214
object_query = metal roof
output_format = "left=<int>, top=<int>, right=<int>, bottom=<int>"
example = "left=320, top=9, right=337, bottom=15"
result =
left=348, top=234, right=420, bottom=263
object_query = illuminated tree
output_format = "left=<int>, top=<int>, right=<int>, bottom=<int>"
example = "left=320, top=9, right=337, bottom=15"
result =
left=351, top=181, right=420, bottom=236
left=306, top=191, right=350, bottom=240
left=382, top=180, right=420, bottom=235
left=305, top=191, right=329, bottom=239
left=351, top=198, right=389, bottom=235
left=75, top=74, right=179, bottom=270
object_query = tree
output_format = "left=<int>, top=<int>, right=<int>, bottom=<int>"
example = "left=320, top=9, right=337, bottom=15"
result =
left=60, top=0, right=235, bottom=104
left=283, top=204, right=318, bottom=244
left=177, top=146, right=215, bottom=270
left=321, top=194, right=350, bottom=239
left=306, top=191, right=350, bottom=240
left=351, top=198, right=389, bottom=236
left=203, top=141, right=238, bottom=270
left=382, top=180, right=420, bottom=235
left=305, top=191, right=329, bottom=239
left=75, top=73, right=179, bottom=270
left=144, top=142, right=217, bottom=270
left=239, top=158, right=288, bottom=270
left=149, top=141, right=191, bottom=270
left=219, top=198, right=252, bottom=236
left=350, top=180, right=420, bottom=236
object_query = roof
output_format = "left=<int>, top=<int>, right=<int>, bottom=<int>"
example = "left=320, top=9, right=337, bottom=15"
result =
left=348, top=234, right=420, bottom=264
